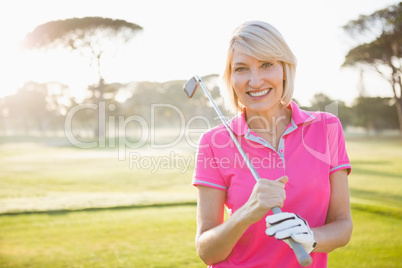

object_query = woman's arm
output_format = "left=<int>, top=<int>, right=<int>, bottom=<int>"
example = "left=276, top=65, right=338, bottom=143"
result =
left=311, top=169, right=353, bottom=252
left=195, top=186, right=249, bottom=265
left=195, top=176, right=288, bottom=265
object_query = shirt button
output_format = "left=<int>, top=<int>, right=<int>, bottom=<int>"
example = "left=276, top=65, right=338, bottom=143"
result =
left=278, top=163, right=283, bottom=168
left=279, top=149, right=284, bottom=153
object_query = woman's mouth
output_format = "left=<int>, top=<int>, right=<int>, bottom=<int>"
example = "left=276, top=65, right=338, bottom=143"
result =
left=247, top=89, right=271, bottom=98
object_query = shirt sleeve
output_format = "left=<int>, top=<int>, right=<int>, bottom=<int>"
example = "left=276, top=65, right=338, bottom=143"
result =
left=192, top=131, right=228, bottom=191
left=326, top=115, right=352, bottom=175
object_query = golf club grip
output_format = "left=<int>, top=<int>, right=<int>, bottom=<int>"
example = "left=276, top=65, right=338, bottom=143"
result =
left=271, top=207, right=312, bottom=267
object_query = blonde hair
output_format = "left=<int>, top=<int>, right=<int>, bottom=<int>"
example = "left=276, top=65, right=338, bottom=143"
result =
left=222, top=21, right=297, bottom=113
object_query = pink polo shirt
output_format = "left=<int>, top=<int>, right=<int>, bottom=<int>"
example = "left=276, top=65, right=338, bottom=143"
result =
left=193, top=101, right=351, bottom=268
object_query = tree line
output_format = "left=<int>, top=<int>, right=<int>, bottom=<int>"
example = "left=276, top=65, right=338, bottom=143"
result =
left=0, top=75, right=398, bottom=137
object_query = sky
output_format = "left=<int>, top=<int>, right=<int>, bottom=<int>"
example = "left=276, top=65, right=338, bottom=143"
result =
left=0, top=0, right=399, bottom=105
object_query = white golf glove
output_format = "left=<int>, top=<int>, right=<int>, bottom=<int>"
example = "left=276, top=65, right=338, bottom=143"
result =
left=265, top=212, right=317, bottom=254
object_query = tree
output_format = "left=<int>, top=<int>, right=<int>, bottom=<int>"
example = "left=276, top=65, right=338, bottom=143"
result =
left=22, top=17, right=143, bottom=137
left=0, top=81, right=77, bottom=135
left=352, top=96, right=399, bottom=133
left=2, top=82, right=49, bottom=134
left=342, top=3, right=402, bottom=138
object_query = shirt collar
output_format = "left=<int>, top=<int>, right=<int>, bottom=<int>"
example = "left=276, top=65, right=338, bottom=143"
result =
left=227, top=101, right=315, bottom=136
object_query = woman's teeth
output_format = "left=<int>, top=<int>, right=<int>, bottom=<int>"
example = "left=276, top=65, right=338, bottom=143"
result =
left=249, top=89, right=270, bottom=97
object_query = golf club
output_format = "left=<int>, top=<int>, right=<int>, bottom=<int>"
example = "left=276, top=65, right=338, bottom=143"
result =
left=184, top=75, right=313, bottom=267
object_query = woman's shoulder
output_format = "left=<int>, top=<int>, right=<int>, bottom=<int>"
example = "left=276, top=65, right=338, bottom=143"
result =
left=201, top=113, right=244, bottom=138
left=300, top=110, right=345, bottom=138
left=199, top=123, right=230, bottom=143
left=294, top=102, right=341, bottom=124
left=198, top=113, right=245, bottom=148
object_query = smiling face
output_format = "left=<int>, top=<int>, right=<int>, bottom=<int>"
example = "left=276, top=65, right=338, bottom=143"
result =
left=231, top=49, right=285, bottom=116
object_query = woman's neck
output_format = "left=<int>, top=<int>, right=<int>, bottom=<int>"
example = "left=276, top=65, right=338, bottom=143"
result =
left=245, top=105, right=291, bottom=134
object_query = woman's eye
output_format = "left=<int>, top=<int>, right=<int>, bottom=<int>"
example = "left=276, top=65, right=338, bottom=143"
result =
left=262, top=62, right=273, bottom=68
left=234, top=67, right=247, bottom=72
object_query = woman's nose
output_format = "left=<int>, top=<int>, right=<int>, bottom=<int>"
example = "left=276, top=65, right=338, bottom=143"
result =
left=248, top=71, right=263, bottom=88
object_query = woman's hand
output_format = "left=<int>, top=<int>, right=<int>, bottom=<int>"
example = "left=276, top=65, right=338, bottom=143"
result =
left=241, top=176, right=288, bottom=224
left=266, top=212, right=317, bottom=253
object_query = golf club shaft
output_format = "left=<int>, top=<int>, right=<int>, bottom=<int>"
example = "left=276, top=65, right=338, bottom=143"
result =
left=196, top=76, right=260, bottom=180
left=195, top=76, right=312, bottom=267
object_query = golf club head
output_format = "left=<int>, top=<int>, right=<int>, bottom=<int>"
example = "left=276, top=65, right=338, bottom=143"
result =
left=183, top=76, right=199, bottom=98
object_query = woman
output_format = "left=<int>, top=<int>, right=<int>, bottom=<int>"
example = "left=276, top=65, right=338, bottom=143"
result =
left=192, top=21, right=353, bottom=267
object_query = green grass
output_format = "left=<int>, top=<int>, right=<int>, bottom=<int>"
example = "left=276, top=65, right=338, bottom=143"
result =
left=347, top=139, right=402, bottom=211
left=329, top=208, right=401, bottom=268
left=0, top=140, right=197, bottom=213
left=0, top=205, right=203, bottom=268
left=0, top=136, right=401, bottom=267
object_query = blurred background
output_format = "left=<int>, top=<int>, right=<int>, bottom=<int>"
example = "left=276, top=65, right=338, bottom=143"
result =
left=0, top=0, right=401, bottom=267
